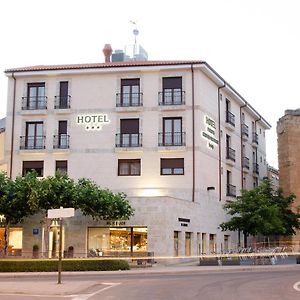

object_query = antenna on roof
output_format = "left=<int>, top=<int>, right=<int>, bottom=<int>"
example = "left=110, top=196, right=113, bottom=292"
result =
left=130, top=20, right=139, bottom=58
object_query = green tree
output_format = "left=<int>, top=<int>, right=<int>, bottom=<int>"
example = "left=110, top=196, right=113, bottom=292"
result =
left=220, top=178, right=300, bottom=248
left=0, top=172, right=40, bottom=255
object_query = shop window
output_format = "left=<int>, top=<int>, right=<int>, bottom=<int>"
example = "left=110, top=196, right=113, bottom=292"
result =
left=88, top=227, right=147, bottom=255
left=118, top=159, right=141, bottom=176
left=0, top=227, right=23, bottom=256
left=224, top=235, right=230, bottom=252
left=56, top=160, right=68, bottom=174
left=22, top=161, right=44, bottom=176
left=161, top=158, right=184, bottom=175
left=174, top=231, right=179, bottom=257
left=201, top=233, right=207, bottom=254
left=209, top=234, right=216, bottom=254
left=185, top=232, right=191, bottom=256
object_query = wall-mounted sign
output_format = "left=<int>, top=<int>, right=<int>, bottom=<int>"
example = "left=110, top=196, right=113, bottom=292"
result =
left=106, top=221, right=126, bottom=226
left=76, top=114, right=111, bottom=131
left=32, top=228, right=39, bottom=235
left=201, top=115, right=219, bottom=150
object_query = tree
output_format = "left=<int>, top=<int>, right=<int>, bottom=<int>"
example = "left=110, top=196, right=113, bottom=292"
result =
left=219, top=178, right=300, bottom=248
left=0, top=172, right=40, bottom=255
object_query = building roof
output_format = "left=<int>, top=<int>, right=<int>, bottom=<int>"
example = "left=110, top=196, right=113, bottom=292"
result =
left=4, top=60, right=205, bottom=73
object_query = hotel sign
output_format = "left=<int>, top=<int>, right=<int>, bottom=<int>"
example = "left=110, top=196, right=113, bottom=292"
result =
left=76, top=114, right=110, bottom=131
left=201, top=115, right=219, bottom=150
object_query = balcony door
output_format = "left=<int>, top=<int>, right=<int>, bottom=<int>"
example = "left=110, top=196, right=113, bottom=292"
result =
left=58, top=121, right=68, bottom=148
left=26, top=122, right=43, bottom=149
left=59, top=81, right=69, bottom=108
left=163, top=117, right=182, bottom=146
left=121, top=79, right=140, bottom=106
left=162, top=77, right=182, bottom=105
left=27, top=83, right=45, bottom=109
left=120, top=119, right=139, bottom=147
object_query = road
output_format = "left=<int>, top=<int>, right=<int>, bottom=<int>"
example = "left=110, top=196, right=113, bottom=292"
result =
left=0, top=269, right=299, bottom=300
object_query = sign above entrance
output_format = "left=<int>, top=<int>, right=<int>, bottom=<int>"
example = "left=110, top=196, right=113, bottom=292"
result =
left=47, top=207, right=75, bottom=219
left=76, top=114, right=111, bottom=131
left=201, top=115, right=219, bottom=150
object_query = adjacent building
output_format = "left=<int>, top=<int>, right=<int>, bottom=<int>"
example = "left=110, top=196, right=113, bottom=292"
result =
left=277, top=109, right=300, bottom=244
left=3, top=45, right=270, bottom=258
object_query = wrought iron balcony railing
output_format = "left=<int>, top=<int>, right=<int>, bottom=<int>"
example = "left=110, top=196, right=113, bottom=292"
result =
left=115, top=133, right=142, bottom=147
left=226, top=110, right=235, bottom=127
left=226, top=147, right=236, bottom=161
left=252, top=132, right=259, bottom=144
left=242, top=157, right=250, bottom=169
left=242, top=123, right=249, bottom=137
left=54, top=95, right=71, bottom=109
left=226, top=184, right=237, bottom=197
left=158, top=132, right=186, bottom=146
left=21, top=96, right=47, bottom=110
left=253, top=163, right=259, bottom=175
left=158, top=90, right=185, bottom=106
left=116, top=93, right=143, bottom=107
left=20, top=135, right=45, bottom=150
left=53, top=134, right=70, bottom=149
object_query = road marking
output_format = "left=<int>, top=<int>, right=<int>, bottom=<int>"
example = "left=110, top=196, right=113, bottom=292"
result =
left=72, top=282, right=121, bottom=300
left=293, top=281, right=300, bottom=292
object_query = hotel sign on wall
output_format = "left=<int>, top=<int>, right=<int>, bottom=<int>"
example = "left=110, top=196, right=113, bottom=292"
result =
left=201, top=115, right=219, bottom=150
left=76, top=114, right=110, bottom=131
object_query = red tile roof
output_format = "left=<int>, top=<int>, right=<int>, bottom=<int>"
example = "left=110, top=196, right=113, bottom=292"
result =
left=5, top=60, right=205, bottom=73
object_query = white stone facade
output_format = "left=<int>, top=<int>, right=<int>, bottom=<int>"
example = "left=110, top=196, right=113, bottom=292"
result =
left=4, top=60, right=270, bottom=257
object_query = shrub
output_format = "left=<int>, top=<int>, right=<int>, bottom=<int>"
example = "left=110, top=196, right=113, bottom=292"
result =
left=0, top=259, right=129, bottom=272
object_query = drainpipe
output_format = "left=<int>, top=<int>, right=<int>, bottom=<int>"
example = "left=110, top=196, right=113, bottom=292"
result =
left=240, top=103, right=247, bottom=189
left=191, top=64, right=195, bottom=202
left=254, top=116, right=261, bottom=181
left=9, top=73, right=17, bottom=179
left=218, top=83, right=226, bottom=201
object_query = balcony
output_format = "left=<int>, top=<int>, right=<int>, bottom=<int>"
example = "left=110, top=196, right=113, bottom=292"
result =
left=242, top=157, right=250, bottom=173
left=242, top=123, right=249, bottom=140
left=252, top=132, right=258, bottom=147
left=226, top=184, right=237, bottom=197
left=225, top=110, right=235, bottom=130
left=158, top=90, right=185, bottom=108
left=158, top=132, right=186, bottom=147
left=54, top=96, right=71, bottom=109
left=20, top=136, right=45, bottom=150
left=253, top=163, right=259, bottom=176
left=115, top=133, right=142, bottom=148
left=226, top=147, right=236, bottom=161
left=53, top=134, right=70, bottom=149
left=116, top=92, right=143, bottom=108
left=21, top=96, right=47, bottom=110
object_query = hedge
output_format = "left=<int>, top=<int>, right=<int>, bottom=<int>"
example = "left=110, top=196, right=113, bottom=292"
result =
left=0, top=259, right=130, bottom=272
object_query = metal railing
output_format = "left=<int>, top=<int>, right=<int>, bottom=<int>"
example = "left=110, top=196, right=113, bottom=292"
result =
left=252, top=132, right=258, bottom=144
left=226, top=110, right=235, bottom=127
left=158, top=90, right=185, bottom=105
left=226, top=184, right=237, bottom=197
left=115, top=133, right=142, bottom=147
left=253, top=163, right=259, bottom=175
left=242, top=157, right=250, bottom=169
left=226, top=147, right=236, bottom=161
left=21, top=96, right=47, bottom=110
left=116, top=92, right=143, bottom=107
left=20, top=136, right=45, bottom=150
left=54, top=95, right=71, bottom=109
left=242, top=123, right=249, bottom=137
left=53, top=134, right=70, bottom=149
left=158, top=132, right=186, bottom=146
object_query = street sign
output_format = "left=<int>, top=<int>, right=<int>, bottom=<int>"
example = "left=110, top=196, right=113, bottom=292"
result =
left=47, top=207, right=75, bottom=219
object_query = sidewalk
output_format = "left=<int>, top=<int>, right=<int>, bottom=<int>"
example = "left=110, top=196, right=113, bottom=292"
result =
left=0, top=263, right=299, bottom=296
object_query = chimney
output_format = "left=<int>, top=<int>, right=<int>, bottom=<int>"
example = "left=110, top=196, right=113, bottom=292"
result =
left=103, top=44, right=113, bottom=63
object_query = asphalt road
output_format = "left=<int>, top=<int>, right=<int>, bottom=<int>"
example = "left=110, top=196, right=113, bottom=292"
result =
left=0, top=269, right=299, bottom=300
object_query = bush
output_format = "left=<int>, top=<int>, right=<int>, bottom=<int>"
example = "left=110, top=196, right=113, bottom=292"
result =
left=0, top=259, right=130, bottom=272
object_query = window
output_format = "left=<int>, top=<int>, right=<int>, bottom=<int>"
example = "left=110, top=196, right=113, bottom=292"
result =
left=209, top=234, right=216, bottom=254
left=21, top=122, right=44, bottom=149
left=55, top=81, right=70, bottom=109
left=224, top=235, right=230, bottom=252
left=118, top=159, right=141, bottom=176
left=54, top=120, right=69, bottom=149
left=226, top=170, right=236, bottom=197
left=226, top=134, right=235, bottom=161
left=118, top=78, right=141, bottom=107
left=161, top=77, right=183, bottom=105
left=161, top=158, right=184, bottom=175
left=160, top=117, right=184, bottom=146
left=56, top=160, right=68, bottom=174
left=117, top=119, right=141, bottom=147
left=22, top=161, right=44, bottom=176
left=174, top=231, right=179, bottom=257
left=185, top=232, right=191, bottom=256
left=225, top=99, right=235, bottom=126
left=23, top=82, right=46, bottom=110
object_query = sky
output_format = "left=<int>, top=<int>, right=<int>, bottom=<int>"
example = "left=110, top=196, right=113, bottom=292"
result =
left=1, top=0, right=300, bottom=168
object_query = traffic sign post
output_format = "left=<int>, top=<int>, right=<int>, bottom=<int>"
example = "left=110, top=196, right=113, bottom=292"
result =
left=47, top=207, right=75, bottom=284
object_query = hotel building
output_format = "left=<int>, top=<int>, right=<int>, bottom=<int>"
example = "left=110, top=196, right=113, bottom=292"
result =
left=2, top=46, right=270, bottom=258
